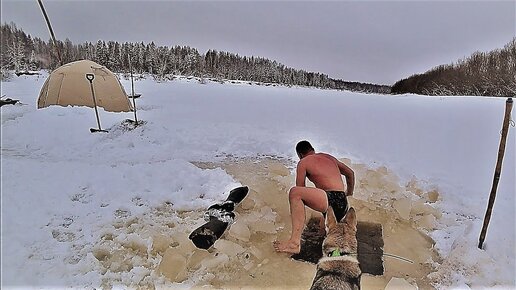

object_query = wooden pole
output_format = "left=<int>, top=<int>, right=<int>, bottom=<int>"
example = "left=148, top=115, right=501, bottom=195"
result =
left=129, top=56, right=138, bottom=124
left=37, top=0, right=63, bottom=66
left=478, top=97, right=513, bottom=249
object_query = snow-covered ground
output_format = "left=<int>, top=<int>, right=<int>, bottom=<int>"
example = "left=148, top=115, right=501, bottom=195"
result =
left=1, top=72, right=514, bottom=289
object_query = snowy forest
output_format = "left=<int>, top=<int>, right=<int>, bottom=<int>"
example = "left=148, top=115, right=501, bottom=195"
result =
left=3, top=22, right=513, bottom=97
left=391, top=38, right=516, bottom=96
left=0, top=22, right=390, bottom=94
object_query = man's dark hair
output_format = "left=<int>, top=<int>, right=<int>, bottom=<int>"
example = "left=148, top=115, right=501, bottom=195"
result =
left=296, top=140, right=314, bottom=155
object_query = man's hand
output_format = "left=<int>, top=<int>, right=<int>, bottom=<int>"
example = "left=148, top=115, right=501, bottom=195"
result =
left=336, top=160, right=354, bottom=196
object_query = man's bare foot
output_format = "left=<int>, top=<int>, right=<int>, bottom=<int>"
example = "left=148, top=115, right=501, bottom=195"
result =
left=273, top=239, right=301, bottom=254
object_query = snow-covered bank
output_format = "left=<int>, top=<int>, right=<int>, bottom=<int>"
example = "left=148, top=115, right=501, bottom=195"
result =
left=1, top=73, right=514, bottom=288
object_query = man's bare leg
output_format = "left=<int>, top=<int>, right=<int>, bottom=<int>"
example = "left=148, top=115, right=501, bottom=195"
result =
left=273, top=186, right=328, bottom=253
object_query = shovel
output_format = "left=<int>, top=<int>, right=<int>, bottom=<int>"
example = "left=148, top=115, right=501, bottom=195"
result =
left=86, top=73, right=108, bottom=133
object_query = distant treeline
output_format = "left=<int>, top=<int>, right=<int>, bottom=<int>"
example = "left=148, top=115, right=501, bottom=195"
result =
left=392, top=38, right=516, bottom=96
left=0, top=22, right=390, bottom=94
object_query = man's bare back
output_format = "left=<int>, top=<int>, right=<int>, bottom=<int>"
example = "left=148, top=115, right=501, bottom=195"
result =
left=298, top=153, right=346, bottom=192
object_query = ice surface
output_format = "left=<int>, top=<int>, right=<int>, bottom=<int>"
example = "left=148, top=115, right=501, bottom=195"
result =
left=239, top=194, right=256, bottom=210
left=186, top=249, right=210, bottom=271
left=425, top=190, right=439, bottom=203
left=393, top=198, right=412, bottom=220
left=249, top=245, right=264, bottom=260
left=158, top=248, right=187, bottom=282
left=120, top=233, right=149, bottom=255
left=213, top=239, right=246, bottom=257
left=151, top=234, right=173, bottom=255
left=411, top=199, right=441, bottom=219
left=1, top=73, right=514, bottom=289
left=228, top=220, right=251, bottom=242
left=385, top=277, right=418, bottom=289
left=414, top=214, right=437, bottom=230
left=200, top=253, right=230, bottom=269
left=246, top=207, right=278, bottom=234
left=266, top=162, right=290, bottom=176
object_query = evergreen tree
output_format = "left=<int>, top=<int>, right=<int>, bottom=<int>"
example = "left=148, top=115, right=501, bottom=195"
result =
left=0, top=22, right=394, bottom=94
left=8, top=37, right=26, bottom=71
left=29, top=50, right=38, bottom=71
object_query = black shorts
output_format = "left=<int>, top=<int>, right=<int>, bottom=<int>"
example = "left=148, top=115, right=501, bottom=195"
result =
left=324, top=191, right=349, bottom=222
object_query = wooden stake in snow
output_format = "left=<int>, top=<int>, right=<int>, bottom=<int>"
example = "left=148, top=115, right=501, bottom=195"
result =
left=129, top=56, right=138, bottom=124
left=478, top=97, right=513, bottom=249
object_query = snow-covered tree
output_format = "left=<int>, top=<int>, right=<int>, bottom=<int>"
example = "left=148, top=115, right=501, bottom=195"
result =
left=8, top=37, right=26, bottom=71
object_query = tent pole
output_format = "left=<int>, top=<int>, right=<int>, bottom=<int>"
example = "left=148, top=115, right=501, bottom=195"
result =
left=37, top=0, right=63, bottom=66
left=478, top=97, right=513, bottom=249
left=86, top=73, right=107, bottom=133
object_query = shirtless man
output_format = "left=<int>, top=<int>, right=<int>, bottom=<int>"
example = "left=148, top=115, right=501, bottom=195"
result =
left=273, top=140, right=355, bottom=254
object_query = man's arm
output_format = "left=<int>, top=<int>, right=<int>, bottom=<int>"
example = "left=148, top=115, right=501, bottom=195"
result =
left=296, top=161, right=306, bottom=187
left=337, top=160, right=355, bottom=196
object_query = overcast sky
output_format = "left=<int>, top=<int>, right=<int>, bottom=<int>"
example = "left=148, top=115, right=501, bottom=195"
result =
left=2, top=0, right=515, bottom=84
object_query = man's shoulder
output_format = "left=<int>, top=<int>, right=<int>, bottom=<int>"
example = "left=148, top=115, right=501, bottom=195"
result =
left=316, top=152, right=337, bottom=161
left=298, top=155, right=315, bottom=167
left=303, top=153, right=336, bottom=165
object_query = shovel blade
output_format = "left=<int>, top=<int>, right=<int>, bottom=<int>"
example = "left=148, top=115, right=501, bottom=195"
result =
left=90, top=128, right=108, bottom=133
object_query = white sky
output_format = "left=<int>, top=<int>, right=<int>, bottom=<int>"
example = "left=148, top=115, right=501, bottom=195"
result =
left=2, top=0, right=515, bottom=84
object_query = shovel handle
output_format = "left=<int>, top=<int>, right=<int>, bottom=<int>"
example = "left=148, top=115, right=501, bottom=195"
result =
left=86, top=73, right=95, bottom=82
